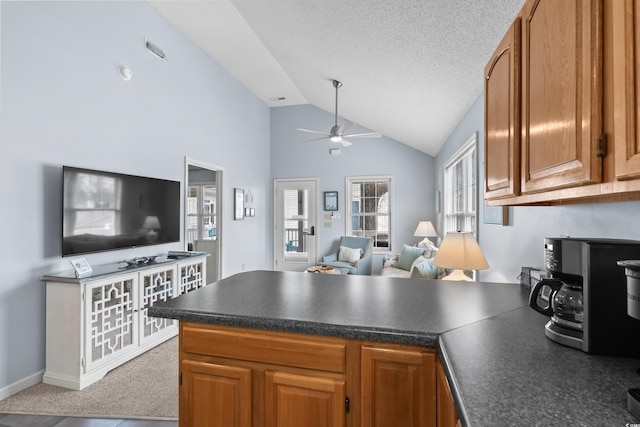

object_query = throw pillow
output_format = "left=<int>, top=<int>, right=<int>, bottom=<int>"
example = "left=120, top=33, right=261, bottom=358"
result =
left=397, top=244, right=425, bottom=271
left=338, top=246, right=363, bottom=263
left=410, top=255, right=427, bottom=272
left=410, top=257, right=440, bottom=279
left=417, top=241, right=439, bottom=259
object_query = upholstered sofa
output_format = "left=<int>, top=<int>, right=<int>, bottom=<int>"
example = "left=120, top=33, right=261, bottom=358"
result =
left=380, top=242, right=444, bottom=279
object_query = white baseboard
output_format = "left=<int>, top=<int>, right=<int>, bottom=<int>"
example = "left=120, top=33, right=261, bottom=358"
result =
left=0, top=370, right=44, bottom=400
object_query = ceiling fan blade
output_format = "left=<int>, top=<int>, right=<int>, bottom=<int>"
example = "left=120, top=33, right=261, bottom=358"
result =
left=343, top=131, right=383, bottom=139
left=296, top=128, right=332, bottom=137
left=303, top=136, right=330, bottom=143
left=339, top=120, right=355, bottom=134
left=340, top=139, right=353, bottom=147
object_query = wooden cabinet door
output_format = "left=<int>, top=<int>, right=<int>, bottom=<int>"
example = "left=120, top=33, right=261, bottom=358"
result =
left=485, top=17, right=521, bottom=200
left=361, top=346, right=436, bottom=427
left=436, top=359, right=458, bottom=427
left=265, top=371, right=345, bottom=427
left=613, top=0, right=640, bottom=180
left=520, top=0, right=603, bottom=194
left=180, top=360, right=252, bottom=427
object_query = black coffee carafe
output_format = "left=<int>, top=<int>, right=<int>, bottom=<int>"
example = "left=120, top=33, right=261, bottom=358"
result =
left=529, top=278, right=584, bottom=331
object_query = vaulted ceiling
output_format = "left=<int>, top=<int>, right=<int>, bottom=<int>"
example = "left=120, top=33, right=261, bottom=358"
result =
left=148, top=0, right=525, bottom=156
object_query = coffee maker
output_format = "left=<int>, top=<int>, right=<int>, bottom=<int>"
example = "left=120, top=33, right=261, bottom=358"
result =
left=529, top=237, right=640, bottom=357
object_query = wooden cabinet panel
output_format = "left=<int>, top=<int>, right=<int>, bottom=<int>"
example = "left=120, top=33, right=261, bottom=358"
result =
left=436, top=359, right=458, bottom=427
left=265, top=371, right=346, bottom=427
left=361, top=346, right=436, bottom=427
left=613, top=0, right=640, bottom=180
left=181, top=323, right=346, bottom=373
left=180, top=360, right=252, bottom=427
left=520, top=0, right=603, bottom=194
left=179, top=324, right=448, bottom=427
left=485, top=17, right=521, bottom=199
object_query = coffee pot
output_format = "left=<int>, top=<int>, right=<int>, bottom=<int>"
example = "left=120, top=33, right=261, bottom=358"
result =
left=529, top=278, right=584, bottom=331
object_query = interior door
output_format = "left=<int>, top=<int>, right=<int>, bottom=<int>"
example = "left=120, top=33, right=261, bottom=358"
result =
left=274, top=178, right=317, bottom=271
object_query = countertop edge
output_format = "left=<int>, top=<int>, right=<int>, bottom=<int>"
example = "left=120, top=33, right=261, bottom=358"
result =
left=148, top=305, right=441, bottom=347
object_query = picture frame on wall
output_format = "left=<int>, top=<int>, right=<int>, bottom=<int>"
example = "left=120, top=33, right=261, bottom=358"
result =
left=324, top=191, right=338, bottom=211
left=234, top=188, right=244, bottom=220
left=484, top=203, right=508, bottom=226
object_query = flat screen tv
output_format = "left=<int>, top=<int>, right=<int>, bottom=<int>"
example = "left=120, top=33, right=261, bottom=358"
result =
left=62, top=166, right=181, bottom=256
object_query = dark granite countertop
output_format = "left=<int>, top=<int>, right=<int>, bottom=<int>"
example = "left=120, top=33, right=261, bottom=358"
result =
left=149, top=270, right=640, bottom=426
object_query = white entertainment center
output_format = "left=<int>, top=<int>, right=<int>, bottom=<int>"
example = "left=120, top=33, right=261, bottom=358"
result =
left=41, top=254, right=207, bottom=390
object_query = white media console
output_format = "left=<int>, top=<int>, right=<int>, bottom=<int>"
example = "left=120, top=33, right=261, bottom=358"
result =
left=41, top=254, right=207, bottom=390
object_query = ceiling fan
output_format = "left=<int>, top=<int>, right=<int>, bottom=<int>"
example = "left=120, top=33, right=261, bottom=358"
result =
left=297, top=80, right=382, bottom=147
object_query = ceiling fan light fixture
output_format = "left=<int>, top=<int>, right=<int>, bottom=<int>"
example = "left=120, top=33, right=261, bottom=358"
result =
left=330, top=135, right=343, bottom=143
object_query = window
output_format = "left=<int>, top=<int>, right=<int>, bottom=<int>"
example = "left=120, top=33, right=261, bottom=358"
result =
left=65, top=173, right=122, bottom=236
left=186, top=184, right=217, bottom=247
left=443, top=134, right=477, bottom=234
left=346, top=176, right=392, bottom=250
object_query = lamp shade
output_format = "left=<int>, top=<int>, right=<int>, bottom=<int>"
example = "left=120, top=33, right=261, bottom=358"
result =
left=433, top=232, right=489, bottom=271
left=142, top=216, right=161, bottom=230
left=413, top=221, right=438, bottom=237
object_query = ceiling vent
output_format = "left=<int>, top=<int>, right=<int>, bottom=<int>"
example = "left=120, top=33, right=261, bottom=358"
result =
left=145, top=38, right=166, bottom=60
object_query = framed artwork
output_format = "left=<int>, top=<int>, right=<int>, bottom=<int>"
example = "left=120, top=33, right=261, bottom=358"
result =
left=324, top=191, right=338, bottom=211
left=484, top=204, right=508, bottom=226
left=70, top=257, right=92, bottom=277
left=234, top=188, right=244, bottom=220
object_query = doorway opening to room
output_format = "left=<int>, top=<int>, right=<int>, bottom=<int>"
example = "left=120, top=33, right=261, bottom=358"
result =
left=185, top=158, right=223, bottom=284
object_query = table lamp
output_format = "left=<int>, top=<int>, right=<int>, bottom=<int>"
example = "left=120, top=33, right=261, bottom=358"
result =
left=142, top=216, right=161, bottom=242
left=414, top=221, right=438, bottom=246
left=432, top=232, right=489, bottom=281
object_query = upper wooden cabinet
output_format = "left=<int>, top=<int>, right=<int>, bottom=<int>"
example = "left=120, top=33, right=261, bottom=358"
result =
left=613, top=0, right=640, bottom=180
left=485, top=17, right=521, bottom=199
left=483, top=0, right=640, bottom=205
left=521, top=0, right=603, bottom=194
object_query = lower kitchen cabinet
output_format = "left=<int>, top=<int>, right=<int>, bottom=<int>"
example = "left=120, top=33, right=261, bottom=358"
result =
left=265, top=371, right=346, bottom=427
left=436, top=358, right=461, bottom=427
left=361, top=345, right=436, bottom=427
left=179, top=322, right=446, bottom=427
left=181, top=360, right=252, bottom=427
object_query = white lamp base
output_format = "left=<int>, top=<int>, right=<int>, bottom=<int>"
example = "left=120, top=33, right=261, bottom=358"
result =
left=418, top=238, right=435, bottom=247
left=441, top=269, right=473, bottom=281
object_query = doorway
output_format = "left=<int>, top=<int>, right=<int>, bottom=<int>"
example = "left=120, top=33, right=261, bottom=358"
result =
left=185, top=158, right=223, bottom=284
left=274, top=178, right=318, bottom=271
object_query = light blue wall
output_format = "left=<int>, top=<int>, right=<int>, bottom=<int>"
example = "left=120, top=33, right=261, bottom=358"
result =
left=435, top=94, right=640, bottom=283
left=271, top=105, right=436, bottom=273
left=0, top=1, right=271, bottom=392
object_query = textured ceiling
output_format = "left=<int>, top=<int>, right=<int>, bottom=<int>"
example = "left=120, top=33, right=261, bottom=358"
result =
left=148, top=0, right=525, bottom=156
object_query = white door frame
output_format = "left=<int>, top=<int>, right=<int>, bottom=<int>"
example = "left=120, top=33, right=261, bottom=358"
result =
left=184, top=157, right=223, bottom=281
left=273, top=178, right=319, bottom=271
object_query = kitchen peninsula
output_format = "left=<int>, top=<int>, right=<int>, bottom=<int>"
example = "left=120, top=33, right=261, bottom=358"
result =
left=149, top=270, right=640, bottom=426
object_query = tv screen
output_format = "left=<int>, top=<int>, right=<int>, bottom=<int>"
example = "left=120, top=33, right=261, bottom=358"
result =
left=62, top=166, right=181, bottom=256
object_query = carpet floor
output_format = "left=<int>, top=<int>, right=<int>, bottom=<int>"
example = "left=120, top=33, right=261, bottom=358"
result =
left=0, top=337, right=178, bottom=420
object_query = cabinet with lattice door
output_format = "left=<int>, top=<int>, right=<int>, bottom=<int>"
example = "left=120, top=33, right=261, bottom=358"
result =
left=42, top=255, right=207, bottom=390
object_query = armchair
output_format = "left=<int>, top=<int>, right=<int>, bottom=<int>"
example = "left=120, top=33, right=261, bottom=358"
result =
left=321, top=236, right=374, bottom=275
